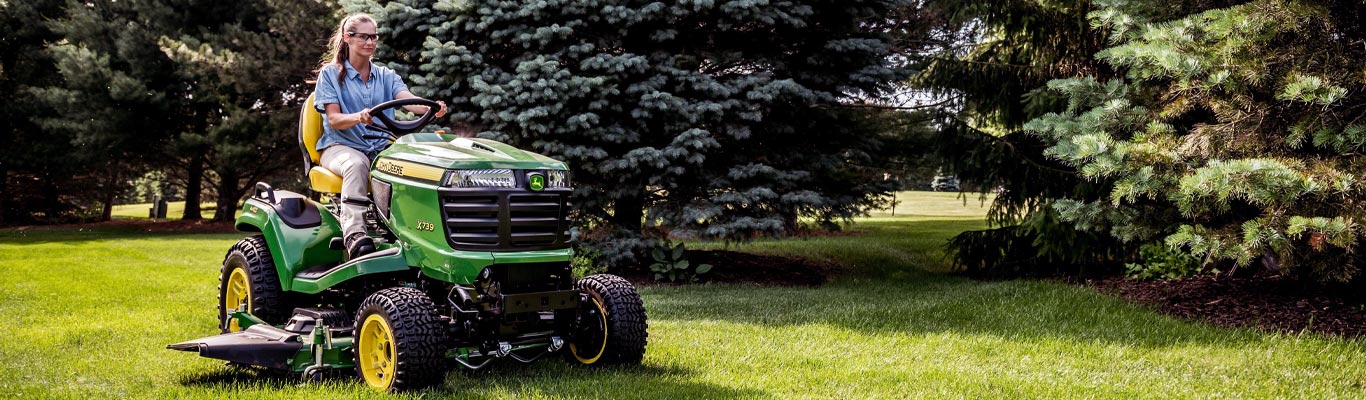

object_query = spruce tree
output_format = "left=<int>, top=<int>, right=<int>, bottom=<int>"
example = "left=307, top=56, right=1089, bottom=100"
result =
left=1030, top=0, right=1366, bottom=283
left=913, top=0, right=1131, bottom=275
left=912, top=0, right=1241, bottom=276
left=348, top=0, right=908, bottom=265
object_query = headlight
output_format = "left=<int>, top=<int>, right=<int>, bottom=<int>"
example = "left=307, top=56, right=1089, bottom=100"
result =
left=546, top=170, right=571, bottom=188
left=442, top=169, right=515, bottom=188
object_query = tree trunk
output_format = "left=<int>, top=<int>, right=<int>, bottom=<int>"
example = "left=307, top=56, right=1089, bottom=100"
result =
left=610, top=187, right=644, bottom=234
left=100, top=165, right=118, bottom=222
left=40, top=169, right=60, bottom=222
left=0, top=161, right=7, bottom=226
left=781, top=208, right=799, bottom=234
left=213, top=172, right=240, bottom=222
left=182, top=153, right=204, bottom=220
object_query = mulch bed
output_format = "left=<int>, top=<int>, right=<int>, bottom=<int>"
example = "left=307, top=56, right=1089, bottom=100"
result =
left=1088, top=274, right=1366, bottom=338
left=619, top=250, right=834, bottom=287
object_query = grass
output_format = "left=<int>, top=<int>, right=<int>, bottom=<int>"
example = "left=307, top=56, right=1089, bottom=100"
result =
left=111, top=202, right=219, bottom=220
left=3, top=191, right=1365, bottom=399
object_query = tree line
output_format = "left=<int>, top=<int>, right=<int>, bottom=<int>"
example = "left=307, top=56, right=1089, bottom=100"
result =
left=2, top=0, right=334, bottom=223
left=4, top=0, right=1364, bottom=284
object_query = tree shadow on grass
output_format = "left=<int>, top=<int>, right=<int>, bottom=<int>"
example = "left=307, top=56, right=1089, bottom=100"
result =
left=177, top=361, right=762, bottom=398
left=0, top=226, right=240, bottom=245
left=644, top=273, right=1301, bottom=350
left=651, top=218, right=1318, bottom=349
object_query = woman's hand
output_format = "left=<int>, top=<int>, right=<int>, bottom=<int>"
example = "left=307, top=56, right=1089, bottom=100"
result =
left=356, top=108, right=373, bottom=126
left=323, top=103, right=372, bottom=131
left=395, top=90, right=447, bottom=117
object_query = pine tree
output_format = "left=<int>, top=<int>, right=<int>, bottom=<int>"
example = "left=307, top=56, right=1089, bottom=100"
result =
left=348, top=0, right=909, bottom=265
left=28, top=0, right=181, bottom=221
left=0, top=0, right=74, bottom=224
left=33, top=0, right=334, bottom=222
left=1030, top=0, right=1366, bottom=283
left=158, top=0, right=335, bottom=221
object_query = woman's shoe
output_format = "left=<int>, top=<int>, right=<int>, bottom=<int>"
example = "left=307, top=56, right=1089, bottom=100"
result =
left=345, top=232, right=375, bottom=259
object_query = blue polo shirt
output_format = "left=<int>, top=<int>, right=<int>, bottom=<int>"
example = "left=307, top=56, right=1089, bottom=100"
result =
left=313, top=60, right=409, bottom=156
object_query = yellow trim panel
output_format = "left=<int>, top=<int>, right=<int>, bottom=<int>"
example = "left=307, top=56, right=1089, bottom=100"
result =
left=375, top=158, right=445, bottom=182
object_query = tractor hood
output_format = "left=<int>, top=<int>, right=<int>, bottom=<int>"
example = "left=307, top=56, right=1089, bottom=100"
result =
left=378, top=133, right=567, bottom=171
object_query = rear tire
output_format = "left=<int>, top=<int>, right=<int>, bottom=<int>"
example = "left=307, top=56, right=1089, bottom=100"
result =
left=353, top=287, right=449, bottom=392
left=218, top=235, right=290, bottom=333
left=568, top=274, right=648, bottom=365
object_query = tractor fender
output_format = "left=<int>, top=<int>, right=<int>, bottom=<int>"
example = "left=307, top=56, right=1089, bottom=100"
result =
left=288, top=247, right=412, bottom=294
left=235, top=194, right=344, bottom=292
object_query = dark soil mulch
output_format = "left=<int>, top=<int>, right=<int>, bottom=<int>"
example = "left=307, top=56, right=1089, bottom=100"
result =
left=1089, top=274, right=1366, bottom=338
left=619, top=250, right=835, bottom=287
left=9, top=219, right=238, bottom=233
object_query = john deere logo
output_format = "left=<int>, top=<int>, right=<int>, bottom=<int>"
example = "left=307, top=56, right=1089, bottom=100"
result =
left=528, top=173, right=545, bottom=191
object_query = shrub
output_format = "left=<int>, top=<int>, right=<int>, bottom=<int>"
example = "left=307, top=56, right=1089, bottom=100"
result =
left=649, top=241, right=713, bottom=283
left=1125, top=242, right=1203, bottom=281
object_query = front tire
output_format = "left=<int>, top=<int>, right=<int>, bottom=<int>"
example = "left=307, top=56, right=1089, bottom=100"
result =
left=353, top=287, right=449, bottom=392
left=569, top=274, right=648, bottom=365
left=218, top=235, right=289, bottom=333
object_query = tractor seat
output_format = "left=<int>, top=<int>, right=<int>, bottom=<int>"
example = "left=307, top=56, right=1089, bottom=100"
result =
left=299, top=93, right=343, bottom=194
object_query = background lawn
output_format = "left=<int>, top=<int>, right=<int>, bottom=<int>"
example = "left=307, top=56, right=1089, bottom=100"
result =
left=2, top=191, right=1364, bottom=399
left=111, top=202, right=219, bottom=221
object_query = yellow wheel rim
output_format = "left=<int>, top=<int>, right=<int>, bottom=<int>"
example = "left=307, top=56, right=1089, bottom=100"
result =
left=358, top=314, right=397, bottom=390
left=570, top=298, right=609, bottom=364
left=224, top=267, right=251, bottom=332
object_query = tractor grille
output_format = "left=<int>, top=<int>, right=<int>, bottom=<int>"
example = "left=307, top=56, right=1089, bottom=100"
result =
left=438, top=187, right=571, bottom=251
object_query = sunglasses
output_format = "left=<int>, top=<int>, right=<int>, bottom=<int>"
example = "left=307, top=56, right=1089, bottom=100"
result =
left=347, top=32, right=382, bottom=42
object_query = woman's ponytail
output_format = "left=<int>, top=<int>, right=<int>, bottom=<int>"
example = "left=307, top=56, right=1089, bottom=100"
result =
left=335, top=40, right=349, bottom=86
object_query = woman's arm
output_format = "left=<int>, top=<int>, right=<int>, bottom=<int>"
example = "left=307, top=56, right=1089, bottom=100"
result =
left=324, top=103, right=372, bottom=130
left=395, top=90, right=447, bottom=117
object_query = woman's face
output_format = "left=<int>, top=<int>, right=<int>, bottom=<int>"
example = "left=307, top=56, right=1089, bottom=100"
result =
left=346, top=20, right=379, bottom=59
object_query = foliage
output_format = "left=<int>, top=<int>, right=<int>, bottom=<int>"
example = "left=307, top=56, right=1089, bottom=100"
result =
left=949, top=202, right=1132, bottom=278
left=20, top=0, right=331, bottom=223
left=28, top=1, right=194, bottom=221
left=570, top=245, right=606, bottom=279
left=1029, top=0, right=1366, bottom=283
left=1, top=0, right=117, bottom=224
left=346, top=0, right=910, bottom=265
left=155, top=0, right=336, bottom=220
left=126, top=171, right=181, bottom=205
left=916, top=0, right=1252, bottom=277
left=1124, top=242, right=1203, bottom=281
left=913, top=0, right=1134, bottom=276
left=649, top=241, right=712, bottom=283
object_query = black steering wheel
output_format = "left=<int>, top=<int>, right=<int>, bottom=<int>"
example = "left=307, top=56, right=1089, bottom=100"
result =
left=361, top=97, right=441, bottom=139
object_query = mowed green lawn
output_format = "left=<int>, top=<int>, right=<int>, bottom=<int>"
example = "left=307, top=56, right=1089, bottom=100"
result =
left=2, top=191, right=1364, bottom=399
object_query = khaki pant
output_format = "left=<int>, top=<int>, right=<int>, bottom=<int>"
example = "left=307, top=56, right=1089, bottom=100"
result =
left=319, top=145, right=372, bottom=238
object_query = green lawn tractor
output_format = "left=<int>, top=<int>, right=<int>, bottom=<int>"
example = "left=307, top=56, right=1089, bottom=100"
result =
left=168, top=95, right=647, bottom=391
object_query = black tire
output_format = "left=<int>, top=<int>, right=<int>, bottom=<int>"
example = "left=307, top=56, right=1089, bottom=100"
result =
left=568, top=274, right=648, bottom=365
left=218, top=235, right=290, bottom=333
left=353, top=287, right=449, bottom=391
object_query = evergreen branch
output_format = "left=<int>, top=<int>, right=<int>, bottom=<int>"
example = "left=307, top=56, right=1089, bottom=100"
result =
left=952, top=118, right=1079, bottom=176
left=832, top=96, right=959, bottom=111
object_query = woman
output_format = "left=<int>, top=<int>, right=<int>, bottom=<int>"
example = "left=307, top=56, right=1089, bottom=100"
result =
left=313, top=13, right=446, bottom=258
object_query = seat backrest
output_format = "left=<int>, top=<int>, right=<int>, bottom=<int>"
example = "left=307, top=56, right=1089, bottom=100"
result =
left=298, top=93, right=325, bottom=173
